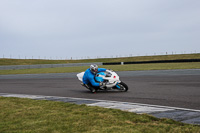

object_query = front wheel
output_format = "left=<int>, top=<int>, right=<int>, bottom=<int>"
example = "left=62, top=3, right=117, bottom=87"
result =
left=117, top=82, right=128, bottom=92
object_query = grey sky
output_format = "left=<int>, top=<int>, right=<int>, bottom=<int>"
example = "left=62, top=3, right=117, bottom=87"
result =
left=0, top=0, right=200, bottom=59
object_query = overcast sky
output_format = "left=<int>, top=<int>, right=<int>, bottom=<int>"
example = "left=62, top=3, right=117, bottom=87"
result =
left=0, top=0, right=200, bottom=59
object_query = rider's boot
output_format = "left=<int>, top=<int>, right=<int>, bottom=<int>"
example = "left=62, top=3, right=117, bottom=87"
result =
left=82, top=83, right=96, bottom=93
left=90, top=88, right=96, bottom=93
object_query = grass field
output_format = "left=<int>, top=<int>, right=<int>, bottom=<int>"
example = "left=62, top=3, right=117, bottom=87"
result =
left=1, top=53, right=200, bottom=75
left=0, top=62, right=200, bottom=75
left=0, top=97, right=200, bottom=133
left=0, top=53, right=200, bottom=65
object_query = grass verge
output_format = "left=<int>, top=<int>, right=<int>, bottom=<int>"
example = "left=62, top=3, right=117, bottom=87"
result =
left=0, top=97, right=200, bottom=133
left=0, top=54, right=200, bottom=65
left=0, top=62, right=200, bottom=75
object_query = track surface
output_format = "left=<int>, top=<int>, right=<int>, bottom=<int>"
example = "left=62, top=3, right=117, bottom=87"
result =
left=0, top=69, right=200, bottom=110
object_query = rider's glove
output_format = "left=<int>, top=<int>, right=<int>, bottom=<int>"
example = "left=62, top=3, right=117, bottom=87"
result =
left=100, top=82, right=106, bottom=87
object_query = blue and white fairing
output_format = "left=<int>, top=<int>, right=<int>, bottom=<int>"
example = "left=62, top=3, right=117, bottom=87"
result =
left=77, top=70, right=128, bottom=91
left=77, top=70, right=121, bottom=89
left=95, top=72, right=107, bottom=82
left=94, top=71, right=121, bottom=88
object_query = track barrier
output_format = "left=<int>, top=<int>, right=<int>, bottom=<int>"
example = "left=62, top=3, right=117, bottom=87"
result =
left=103, top=59, right=200, bottom=65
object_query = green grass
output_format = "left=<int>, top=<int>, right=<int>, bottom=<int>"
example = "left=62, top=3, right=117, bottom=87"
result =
left=0, top=97, right=199, bottom=133
left=1, top=54, right=200, bottom=65
left=0, top=62, right=200, bottom=75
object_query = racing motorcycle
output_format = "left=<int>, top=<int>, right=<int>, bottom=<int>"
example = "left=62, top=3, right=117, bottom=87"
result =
left=77, top=70, right=128, bottom=92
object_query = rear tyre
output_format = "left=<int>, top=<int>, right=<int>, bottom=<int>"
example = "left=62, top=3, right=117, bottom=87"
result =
left=118, top=82, right=128, bottom=92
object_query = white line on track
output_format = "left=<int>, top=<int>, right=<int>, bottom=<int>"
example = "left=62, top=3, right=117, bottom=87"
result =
left=1, top=93, right=200, bottom=112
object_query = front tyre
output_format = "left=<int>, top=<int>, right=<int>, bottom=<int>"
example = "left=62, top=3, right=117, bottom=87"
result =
left=118, top=82, right=128, bottom=92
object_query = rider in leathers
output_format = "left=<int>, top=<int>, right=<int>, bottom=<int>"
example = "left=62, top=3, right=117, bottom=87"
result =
left=83, top=64, right=107, bottom=93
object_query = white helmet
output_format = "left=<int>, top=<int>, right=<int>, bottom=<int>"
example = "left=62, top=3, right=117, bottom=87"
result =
left=90, top=64, right=98, bottom=74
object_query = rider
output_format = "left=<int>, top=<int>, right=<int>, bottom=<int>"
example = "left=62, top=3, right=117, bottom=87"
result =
left=83, top=64, right=108, bottom=93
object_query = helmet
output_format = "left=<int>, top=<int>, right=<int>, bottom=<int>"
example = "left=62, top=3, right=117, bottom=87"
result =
left=90, top=64, right=98, bottom=74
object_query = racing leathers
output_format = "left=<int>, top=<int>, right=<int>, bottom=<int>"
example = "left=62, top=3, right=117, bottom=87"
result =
left=83, top=68, right=106, bottom=87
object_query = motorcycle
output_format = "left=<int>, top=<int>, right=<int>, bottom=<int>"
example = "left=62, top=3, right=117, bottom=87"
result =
left=77, top=70, right=128, bottom=92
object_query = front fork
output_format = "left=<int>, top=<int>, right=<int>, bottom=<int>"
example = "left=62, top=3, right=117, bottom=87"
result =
left=115, top=82, right=121, bottom=89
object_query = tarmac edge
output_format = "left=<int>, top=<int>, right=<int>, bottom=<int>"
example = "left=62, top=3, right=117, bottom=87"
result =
left=0, top=93, right=200, bottom=125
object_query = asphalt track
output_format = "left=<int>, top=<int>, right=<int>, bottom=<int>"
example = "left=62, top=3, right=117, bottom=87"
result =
left=0, top=69, right=200, bottom=110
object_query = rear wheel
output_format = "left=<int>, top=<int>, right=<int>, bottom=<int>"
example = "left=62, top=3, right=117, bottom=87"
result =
left=118, top=82, right=128, bottom=92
